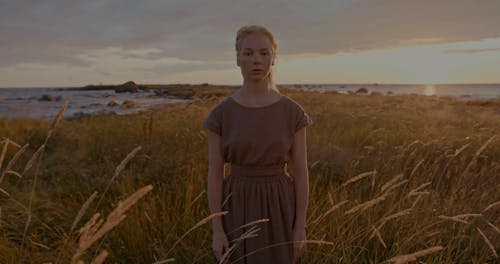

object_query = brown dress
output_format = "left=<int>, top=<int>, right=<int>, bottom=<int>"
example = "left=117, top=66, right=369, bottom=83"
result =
left=202, top=94, right=313, bottom=264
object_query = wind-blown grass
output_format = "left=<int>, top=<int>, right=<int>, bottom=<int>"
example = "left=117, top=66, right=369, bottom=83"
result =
left=0, top=86, right=499, bottom=263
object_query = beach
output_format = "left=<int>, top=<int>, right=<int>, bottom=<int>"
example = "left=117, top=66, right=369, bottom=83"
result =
left=1, top=83, right=500, bottom=120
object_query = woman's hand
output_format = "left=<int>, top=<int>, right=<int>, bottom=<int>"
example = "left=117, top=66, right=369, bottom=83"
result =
left=292, top=226, right=306, bottom=262
left=212, top=230, right=229, bottom=263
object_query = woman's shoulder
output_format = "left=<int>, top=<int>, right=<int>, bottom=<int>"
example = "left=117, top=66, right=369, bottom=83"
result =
left=281, top=94, right=306, bottom=112
left=208, top=96, right=232, bottom=112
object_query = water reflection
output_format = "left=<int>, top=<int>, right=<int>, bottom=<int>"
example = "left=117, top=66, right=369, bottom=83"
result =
left=424, top=84, right=436, bottom=96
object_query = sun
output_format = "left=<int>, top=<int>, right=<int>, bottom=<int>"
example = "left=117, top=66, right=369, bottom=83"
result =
left=424, top=84, right=436, bottom=96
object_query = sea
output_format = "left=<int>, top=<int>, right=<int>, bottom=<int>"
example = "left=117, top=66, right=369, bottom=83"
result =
left=1, top=84, right=499, bottom=120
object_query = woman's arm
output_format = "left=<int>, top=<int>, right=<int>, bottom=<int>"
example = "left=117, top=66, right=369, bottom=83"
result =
left=206, top=130, right=226, bottom=233
left=291, top=127, right=309, bottom=229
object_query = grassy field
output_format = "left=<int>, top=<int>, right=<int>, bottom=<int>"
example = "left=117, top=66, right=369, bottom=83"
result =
left=0, top=86, right=499, bottom=263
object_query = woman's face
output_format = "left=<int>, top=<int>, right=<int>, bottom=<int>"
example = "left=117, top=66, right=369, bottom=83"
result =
left=237, top=33, right=275, bottom=82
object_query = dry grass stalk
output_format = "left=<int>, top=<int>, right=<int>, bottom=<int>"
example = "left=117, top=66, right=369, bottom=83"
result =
left=112, top=146, right=142, bottom=181
left=90, top=249, right=108, bottom=264
left=311, top=200, right=349, bottom=224
left=72, top=184, right=153, bottom=263
left=408, top=191, right=430, bottom=197
left=95, top=146, right=143, bottom=209
left=151, top=258, right=176, bottom=264
left=380, top=174, right=403, bottom=193
left=486, top=221, right=500, bottom=235
left=385, top=246, right=443, bottom=264
left=29, top=237, right=51, bottom=250
left=46, top=101, right=69, bottom=141
left=449, top=142, right=470, bottom=157
left=382, top=180, right=408, bottom=195
left=423, top=231, right=440, bottom=238
left=327, top=191, right=334, bottom=205
left=1, top=137, right=21, bottom=148
left=227, top=218, right=269, bottom=236
left=0, top=139, right=10, bottom=171
left=483, top=200, right=500, bottom=212
left=189, top=190, right=206, bottom=207
left=0, top=143, right=29, bottom=184
left=341, top=170, right=376, bottom=187
left=369, top=221, right=387, bottom=240
left=384, top=208, right=412, bottom=222
left=221, top=192, right=232, bottom=208
left=0, top=138, right=21, bottom=171
left=227, top=224, right=262, bottom=243
left=409, top=159, right=424, bottom=178
left=345, top=192, right=391, bottom=215
left=0, top=187, right=9, bottom=197
left=221, top=224, right=263, bottom=263
left=438, top=215, right=468, bottom=224
left=4, top=170, right=22, bottom=179
left=71, top=191, right=99, bottom=233
left=402, top=140, right=423, bottom=154
left=452, top=213, right=482, bottom=219
left=310, top=160, right=320, bottom=169
left=476, top=227, right=498, bottom=257
left=463, top=135, right=496, bottom=174
left=165, top=211, right=228, bottom=257
left=143, top=211, right=154, bottom=227
left=410, top=192, right=427, bottom=209
left=407, top=182, right=431, bottom=195
left=23, top=144, right=45, bottom=175
left=371, top=224, right=386, bottom=248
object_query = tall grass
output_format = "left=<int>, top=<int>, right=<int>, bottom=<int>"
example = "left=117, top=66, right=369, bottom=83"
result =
left=0, top=87, right=499, bottom=263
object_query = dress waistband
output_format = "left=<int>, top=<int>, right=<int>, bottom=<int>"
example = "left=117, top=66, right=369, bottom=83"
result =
left=229, top=163, right=286, bottom=176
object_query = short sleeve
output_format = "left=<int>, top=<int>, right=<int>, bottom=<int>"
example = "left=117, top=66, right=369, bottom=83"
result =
left=295, top=106, right=313, bottom=133
left=202, top=103, right=223, bottom=136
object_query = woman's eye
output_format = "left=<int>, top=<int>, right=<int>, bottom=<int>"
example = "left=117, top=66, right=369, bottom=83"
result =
left=244, top=52, right=251, bottom=56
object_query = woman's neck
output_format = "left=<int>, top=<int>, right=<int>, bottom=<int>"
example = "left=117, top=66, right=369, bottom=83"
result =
left=241, top=79, right=276, bottom=97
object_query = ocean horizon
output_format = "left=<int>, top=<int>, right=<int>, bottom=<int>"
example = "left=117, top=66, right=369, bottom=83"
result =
left=1, top=83, right=499, bottom=120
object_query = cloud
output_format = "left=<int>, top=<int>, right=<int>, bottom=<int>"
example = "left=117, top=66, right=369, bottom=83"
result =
left=149, top=60, right=234, bottom=75
left=0, top=0, right=499, bottom=70
left=442, top=47, right=500, bottom=54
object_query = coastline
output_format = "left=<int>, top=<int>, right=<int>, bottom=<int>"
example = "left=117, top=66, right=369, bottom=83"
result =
left=1, top=83, right=500, bottom=121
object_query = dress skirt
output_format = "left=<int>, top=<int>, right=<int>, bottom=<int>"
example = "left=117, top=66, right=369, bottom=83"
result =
left=215, top=163, right=301, bottom=264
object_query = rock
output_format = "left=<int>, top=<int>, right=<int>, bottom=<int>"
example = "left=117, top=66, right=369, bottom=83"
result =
left=115, top=81, right=139, bottom=93
left=121, top=100, right=136, bottom=109
left=73, top=112, right=90, bottom=118
left=107, top=100, right=118, bottom=107
left=38, top=94, right=63, bottom=101
left=356, top=88, right=368, bottom=94
left=154, top=89, right=167, bottom=96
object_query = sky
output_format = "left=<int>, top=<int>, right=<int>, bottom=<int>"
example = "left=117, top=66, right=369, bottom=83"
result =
left=1, top=0, right=500, bottom=87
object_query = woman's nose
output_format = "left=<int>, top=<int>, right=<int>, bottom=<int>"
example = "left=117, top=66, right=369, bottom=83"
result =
left=252, top=56, right=262, bottom=64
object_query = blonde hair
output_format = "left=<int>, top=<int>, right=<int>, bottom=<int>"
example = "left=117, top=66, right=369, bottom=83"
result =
left=235, top=24, right=279, bottom=92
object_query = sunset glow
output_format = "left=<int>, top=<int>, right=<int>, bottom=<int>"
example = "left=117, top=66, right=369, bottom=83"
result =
left=424, top=85, right=436, bottom=96
left=0, top=1, right=499, bottom=87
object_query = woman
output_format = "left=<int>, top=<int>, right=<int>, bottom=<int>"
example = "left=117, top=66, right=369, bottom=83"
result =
left=202, top=24, right=313, bottom=263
